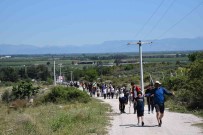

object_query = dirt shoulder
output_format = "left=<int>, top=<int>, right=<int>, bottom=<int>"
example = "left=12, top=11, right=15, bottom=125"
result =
left=99, top=97, right=203, bottom=135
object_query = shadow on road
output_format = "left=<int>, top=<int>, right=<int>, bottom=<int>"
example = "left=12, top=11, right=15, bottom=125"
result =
left=120, top=124, right=158, bottom=128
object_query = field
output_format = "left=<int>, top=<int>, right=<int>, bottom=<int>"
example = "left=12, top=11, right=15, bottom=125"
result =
left=0, top=50, right=202, bottom=135
left=0, top=94, right=110, bottom=135
left=0, top=51, right=190, bottom=67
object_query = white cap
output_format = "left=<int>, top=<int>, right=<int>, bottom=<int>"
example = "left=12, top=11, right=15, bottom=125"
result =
left=155, top=81, right=161, bottom=85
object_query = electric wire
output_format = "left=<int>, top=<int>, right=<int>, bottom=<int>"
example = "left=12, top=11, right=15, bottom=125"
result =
left=143, top=0, right=176, bottom=40
left=156, top=0, right=203, bottom=40
left=134, top=0, right=165, bottom=40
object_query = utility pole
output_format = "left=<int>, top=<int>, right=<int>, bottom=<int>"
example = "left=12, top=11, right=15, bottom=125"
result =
left=23, top=65, right=27, bottom=78
left=127, top=40, right=152, bottom=94
left=58, top=63, right=62, bottom=76
left=162, top=72, right=165, bottom=80
left=70, top=71, right=73, bottom=82
left=149, top=73, right=154, bottom=85
left=54, top=61, right=56, bottom=86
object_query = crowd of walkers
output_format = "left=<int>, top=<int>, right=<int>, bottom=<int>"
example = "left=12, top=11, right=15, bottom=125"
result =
left=81, top=82, right=120, bottom=99
left=80, top=80, right=174, bottom=127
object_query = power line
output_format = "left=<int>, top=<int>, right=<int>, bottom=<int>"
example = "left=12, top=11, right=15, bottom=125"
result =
left=156, top=0, right=203, bottom=40
left=134, top=0, right=165, bottom=40
left=143, top=0, right=176, bottom=40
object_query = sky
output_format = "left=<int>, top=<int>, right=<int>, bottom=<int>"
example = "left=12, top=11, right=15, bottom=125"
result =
left=0, top=0, right=203, bottom=47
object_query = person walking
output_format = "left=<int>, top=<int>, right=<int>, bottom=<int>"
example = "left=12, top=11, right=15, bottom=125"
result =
left=146, top=81, right=174, bottom=127
left=107, top=85, right=111, bottom=99
left=135, top=91, right=145, bottom=126
left=103, top=84, right=107, bottom=99
left=115, top=87, right=119, bottom=99
left=110, top=85, right=115, bottom=99
left=119, top=89, right=126, bottom=113
left=131, top=82, right=141, bottom=114
left=123, top=87, right=129, bottom=104
left=145, top=85, right=154, bottom=114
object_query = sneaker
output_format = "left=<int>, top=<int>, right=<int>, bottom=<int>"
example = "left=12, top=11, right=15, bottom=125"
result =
left=142, top=122, right=144, bottom=126
left=158, top=120, right=162, bottom=127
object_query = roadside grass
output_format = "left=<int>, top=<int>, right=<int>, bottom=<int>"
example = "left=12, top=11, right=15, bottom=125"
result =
left=0, top=86, right=12, bottom=93
left=165, top=100, right=188, bottom=113
left=0, top=98, right=110, bottom=135
left=166, top=100, right=203, bottom=116
left=166, top=99, right=203, bottom=131
left=192, top=123, right=203, bottom=128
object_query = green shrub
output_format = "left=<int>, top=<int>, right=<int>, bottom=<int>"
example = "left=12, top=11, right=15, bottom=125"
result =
left=164, top=56, right=203, bottom=109
left=43, top=86, right=91, bottom=103
left=11, top=81, right=39, bottom=100
left=0, top=81, right=15, bottom=87
left=1, top=90, right=11, bottom=103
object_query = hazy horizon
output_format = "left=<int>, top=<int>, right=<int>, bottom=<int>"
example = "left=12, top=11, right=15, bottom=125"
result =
left=1, top=37, right=203, bottom=55
left=0, top=0, right=203, bottom=47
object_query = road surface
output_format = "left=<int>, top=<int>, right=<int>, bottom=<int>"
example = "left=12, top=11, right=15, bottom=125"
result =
left=98, top=97, right=203, bottom=135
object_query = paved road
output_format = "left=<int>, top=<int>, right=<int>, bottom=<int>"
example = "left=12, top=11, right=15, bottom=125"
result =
left=98, top=97, right=203, bottom=135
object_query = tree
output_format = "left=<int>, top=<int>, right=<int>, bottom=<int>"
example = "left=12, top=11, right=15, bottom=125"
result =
left=84, top=68, right=98, bottom=82
left=164, top=53, right=203, bottom=109
left=27, top=65, right=37, bottom=79
left=47, top=62, right=50, bottom=66
left=27, top=65, right=50, bottom=81
left=1, top=81, right=40, bottom=102
left=0, top=67, right=18, bottom=82
left=186, top=60, right=203, bottom=108
left=114, top=59, right=122, bottom=66
left=36, top=64, right=50, bottom=81
left=188, top=51, right=203, bottom=62
left=176, top=60, right=181, bottom=65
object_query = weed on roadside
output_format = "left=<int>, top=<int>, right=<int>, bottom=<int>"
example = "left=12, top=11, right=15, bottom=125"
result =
left=0, top=99, right=110, bottom=135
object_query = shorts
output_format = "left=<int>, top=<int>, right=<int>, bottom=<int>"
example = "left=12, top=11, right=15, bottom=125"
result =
left=155, top=103, right=165, bottom=113
left=137, top=110, right=144, bottom=117
left=119, top=97, right=126, bottom=103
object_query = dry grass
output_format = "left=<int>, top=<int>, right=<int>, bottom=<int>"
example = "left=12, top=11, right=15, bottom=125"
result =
left=0, top=99, right=110, bottom=135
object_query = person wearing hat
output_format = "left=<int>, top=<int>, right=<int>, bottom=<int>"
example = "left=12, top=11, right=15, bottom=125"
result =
left=145, top=80, right=174, bottom=127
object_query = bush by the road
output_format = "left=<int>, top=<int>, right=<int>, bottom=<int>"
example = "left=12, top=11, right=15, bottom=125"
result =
left=1, top=81, right=39, bottom=103
left=43, top=86, right=91, bottom=103
left=165, top=52, right=203, bottom=110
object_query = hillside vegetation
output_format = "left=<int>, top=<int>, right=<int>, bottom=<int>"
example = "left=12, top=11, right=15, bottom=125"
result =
left=0, top=51, right=203, bottom=134
left=164, top=52, right=203, bottom=115
left=0, top=85, right=110, bottom=135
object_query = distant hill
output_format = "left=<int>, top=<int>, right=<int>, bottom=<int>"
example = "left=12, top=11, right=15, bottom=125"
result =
left=0, top=37, right=203, bottom=54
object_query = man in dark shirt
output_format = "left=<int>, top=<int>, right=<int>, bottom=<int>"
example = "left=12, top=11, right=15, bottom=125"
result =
left=145, top=85, right=154, bottom=114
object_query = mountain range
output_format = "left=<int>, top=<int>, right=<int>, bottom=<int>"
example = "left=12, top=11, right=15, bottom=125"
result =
left=0, top=37, right=203, bottom=55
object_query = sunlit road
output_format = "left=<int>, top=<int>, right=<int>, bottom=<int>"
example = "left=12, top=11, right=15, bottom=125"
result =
left=98, top=97, right=202, bottom=135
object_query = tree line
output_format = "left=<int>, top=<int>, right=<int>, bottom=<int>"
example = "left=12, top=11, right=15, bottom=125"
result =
left=164, top=51, right=203, bottom=109
left=0, top=51, right=202, bottom=110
